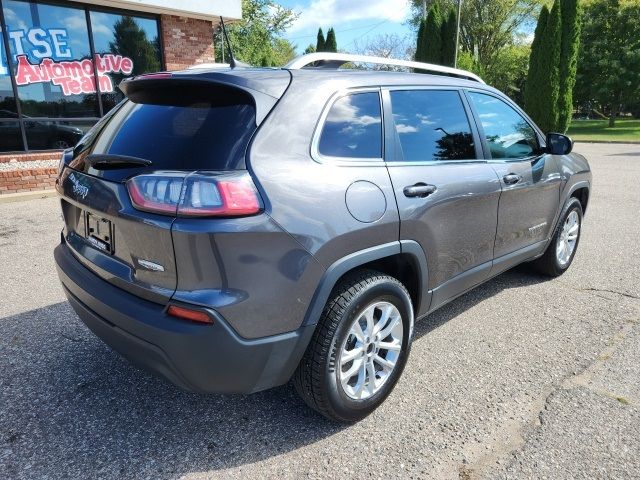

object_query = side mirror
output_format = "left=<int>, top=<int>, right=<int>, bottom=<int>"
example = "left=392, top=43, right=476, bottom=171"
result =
left=546, top=132, right=573, bottom=155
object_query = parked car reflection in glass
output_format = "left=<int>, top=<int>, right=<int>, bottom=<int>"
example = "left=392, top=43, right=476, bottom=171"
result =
left=0, top=110, right=84, bottom=151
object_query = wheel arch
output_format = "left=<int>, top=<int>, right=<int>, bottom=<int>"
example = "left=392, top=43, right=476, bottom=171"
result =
left=301, top=241, right=430, bottom=328
left=569, top=184, right=590, bottom=215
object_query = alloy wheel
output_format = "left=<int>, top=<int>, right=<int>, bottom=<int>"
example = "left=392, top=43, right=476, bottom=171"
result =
left=556, top=210, right=580, bottom=266
left=338, top=301, right=403, bottom=400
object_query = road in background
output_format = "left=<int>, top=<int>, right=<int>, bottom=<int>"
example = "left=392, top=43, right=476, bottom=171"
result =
left=1, top=143, right=638, bottom=479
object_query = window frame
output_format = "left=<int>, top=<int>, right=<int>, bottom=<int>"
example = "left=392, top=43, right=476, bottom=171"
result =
left=311, top=87, right=385, bottom=166
left=381, top=86, right=486, bottom=166
left=463, top=88, right=547, bottom=163
left=0, top=0, right=163, bottom=153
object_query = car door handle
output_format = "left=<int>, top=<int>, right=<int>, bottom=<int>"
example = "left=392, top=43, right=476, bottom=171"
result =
left=503, top=173, right=522, bottom=185
left=403, top=183, right=437, bottom=198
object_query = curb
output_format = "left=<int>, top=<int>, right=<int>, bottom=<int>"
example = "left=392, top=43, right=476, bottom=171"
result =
left=0, top=189, right=57, bottom=204
left=574, top=140, right=640, bottom=145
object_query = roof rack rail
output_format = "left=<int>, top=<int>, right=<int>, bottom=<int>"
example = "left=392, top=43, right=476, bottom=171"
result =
left=284, top=53, right=484, bottom=84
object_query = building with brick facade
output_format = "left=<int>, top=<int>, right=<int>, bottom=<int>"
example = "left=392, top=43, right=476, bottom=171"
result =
left=0, top=0, right=240, bottom=194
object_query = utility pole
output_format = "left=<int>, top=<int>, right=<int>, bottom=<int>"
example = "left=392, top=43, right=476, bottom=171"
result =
left=454, top=0, right=462, bottom=68
left=422, top=0, right=427, bottom=20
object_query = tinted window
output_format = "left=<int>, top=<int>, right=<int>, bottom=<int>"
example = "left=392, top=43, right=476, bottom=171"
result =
left=389, top=90, right=475, bottom=161
left=468, top=92, right=539, bottom=159
left=318, top=92, right=382, bottom=159
left=0, top=121, right=23, bottom=151
left=80, top=85, right=256, bottom=176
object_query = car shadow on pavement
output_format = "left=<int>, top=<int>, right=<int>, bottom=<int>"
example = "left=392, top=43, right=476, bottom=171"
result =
left=412, top=265, right=551, bottom=340
left=0, top=267, right=550, bottom=479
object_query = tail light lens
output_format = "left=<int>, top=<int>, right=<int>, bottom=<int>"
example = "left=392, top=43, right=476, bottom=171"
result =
left=126, top=172, right=262, bottom=217
left=167, top=305, right=213, bottom=325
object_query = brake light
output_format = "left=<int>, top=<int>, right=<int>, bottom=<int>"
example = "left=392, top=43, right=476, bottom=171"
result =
left=126, top=172, right=262, bottom=217
left=167, top=305, right=213, bottom=325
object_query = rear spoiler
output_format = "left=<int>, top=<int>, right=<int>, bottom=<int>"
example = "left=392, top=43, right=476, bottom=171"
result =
left=119, top=73, right=286, bottom=125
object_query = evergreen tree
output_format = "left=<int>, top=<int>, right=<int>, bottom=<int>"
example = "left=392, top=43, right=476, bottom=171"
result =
left=525, top=6, right=549, bottom=129
left=537, top=1, right=561, bottom=132
left=424, top=5, right=442, bottom=64
left=557, top=0, right=581, bottom=133
left=325, top=27, right=338, bottom=53
left=440, top=7, right=457, bottom=67
left=108, top=16, right=160, bottom=75
left=316, top=28, right=326, bottom=52
left=415, top=18, right=426, bottom=62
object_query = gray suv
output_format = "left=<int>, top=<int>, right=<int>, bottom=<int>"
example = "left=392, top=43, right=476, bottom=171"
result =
left=54, top=53, right=591, bottom=422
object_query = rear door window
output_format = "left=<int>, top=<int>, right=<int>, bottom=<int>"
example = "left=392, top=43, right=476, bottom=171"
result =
left=318, top=92, right=382, bottom=160
left=388, top=89, right=476, bottom=162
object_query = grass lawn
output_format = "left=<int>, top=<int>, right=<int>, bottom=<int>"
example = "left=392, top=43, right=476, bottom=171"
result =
left=567, top=119, right=640, bottom=142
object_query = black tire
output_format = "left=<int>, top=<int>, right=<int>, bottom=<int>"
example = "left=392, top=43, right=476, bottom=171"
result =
left=50, top=138, right=72, bottom=149
left=293, top=269, right=414, bottom=423
left=532, top=197, right=583, bottom=276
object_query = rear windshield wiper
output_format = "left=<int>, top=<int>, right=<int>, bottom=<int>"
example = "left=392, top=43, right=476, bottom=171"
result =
left=86, top=154, right=153, bottom=170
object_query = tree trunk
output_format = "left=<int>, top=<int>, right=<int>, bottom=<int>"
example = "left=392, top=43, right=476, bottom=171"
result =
left=609, top=104, right=618, bottom=127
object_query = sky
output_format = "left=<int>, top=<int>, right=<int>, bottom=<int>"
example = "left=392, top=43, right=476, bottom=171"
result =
left=277, top=0, right=414, bottom=53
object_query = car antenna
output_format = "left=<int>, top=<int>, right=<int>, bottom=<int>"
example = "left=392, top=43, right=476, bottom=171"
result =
left=220, top=17, right=249, bottom=69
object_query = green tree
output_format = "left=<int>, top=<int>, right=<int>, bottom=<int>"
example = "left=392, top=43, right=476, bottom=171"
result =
left=415, top=18, right=426, bottom=62
left=540, top=0, right=561, bottom=132
left=574, top=0, right=640, bottom=126
left=325, top=27, right=338, bottom=52
left=269, top=38, right=297, bottom=66
left=424, top=5, right=442, bottom=64
left=557, top=0, right=581, bottom=132
left=304, top=44, right=316, bottom=54
left=440, top=7, right=457, bottom=67
left=108, top=16, right=160, bottom=75
left=215, top=0, right=297, bottom=66
left=316, top=28, right=326, bottom=52
left=524, top=5, right=549, bottom=122
left=410, top=0, right=543, bottom=74
left=525, top=2, right=561, bottom=132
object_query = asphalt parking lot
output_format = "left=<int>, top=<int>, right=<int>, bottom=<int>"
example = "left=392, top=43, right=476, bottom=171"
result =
left=1, top=142, right=639, bottom=479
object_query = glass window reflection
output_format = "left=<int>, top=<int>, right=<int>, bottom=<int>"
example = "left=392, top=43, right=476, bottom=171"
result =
left=90, top=11, right=161, bottom=113
left=468, top=92, right=539, bottom=159
left=389, top=90, right=476, bottom=162
left=2, top=0, right=98, bottom=118
left=318, top=92, right=382, bottom=159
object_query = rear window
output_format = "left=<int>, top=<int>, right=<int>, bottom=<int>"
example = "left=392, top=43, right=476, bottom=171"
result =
left=76, top=84, right=256, bottom=176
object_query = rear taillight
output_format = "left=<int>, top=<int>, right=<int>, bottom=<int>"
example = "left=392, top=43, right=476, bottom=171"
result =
left=126, top=172, right=262, bottom=217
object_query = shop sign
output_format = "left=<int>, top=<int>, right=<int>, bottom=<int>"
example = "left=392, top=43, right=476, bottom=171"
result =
left=1, top=27, right=134, bottom=95
left=14, top=54, right=133, bottom=95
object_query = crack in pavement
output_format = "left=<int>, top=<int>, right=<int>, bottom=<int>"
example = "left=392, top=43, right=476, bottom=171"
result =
left=580, top=287, right=640, bottom=301
left=557, top=281, right=640, bottom=302
left=457, top=305, right=639, bottom=479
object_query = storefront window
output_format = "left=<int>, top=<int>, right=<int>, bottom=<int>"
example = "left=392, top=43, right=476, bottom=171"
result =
left=90, top=11, right=160, bottom=112
left=2, top=0, right=99, bottom=118
left=0, top=0, right=162, bottom=151
left=1, top=29, right=21, bottom=151
left=0, top=32, right=17, bottom=114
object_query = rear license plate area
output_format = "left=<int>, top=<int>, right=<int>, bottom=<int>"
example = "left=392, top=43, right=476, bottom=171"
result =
left=84, top=212, right=114, bottom=254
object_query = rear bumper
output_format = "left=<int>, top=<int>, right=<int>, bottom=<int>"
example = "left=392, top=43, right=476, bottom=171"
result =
left=54, top=241, right=314, bottom=394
